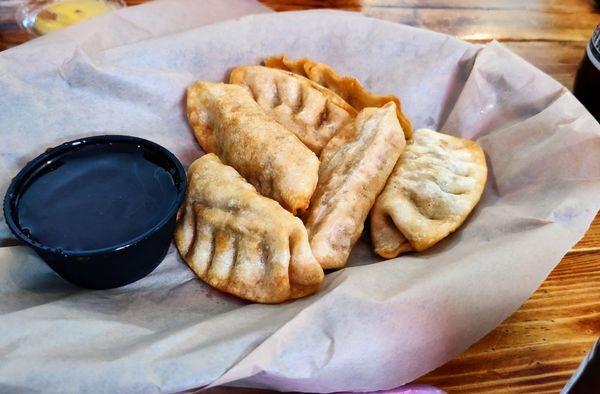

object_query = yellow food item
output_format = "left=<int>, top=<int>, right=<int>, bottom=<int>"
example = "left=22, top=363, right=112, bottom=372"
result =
left=33, top=0, right=113, bottom=35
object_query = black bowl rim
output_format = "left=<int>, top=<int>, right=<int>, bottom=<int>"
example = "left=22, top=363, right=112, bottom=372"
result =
left=3, top=134, right=187, bottom=257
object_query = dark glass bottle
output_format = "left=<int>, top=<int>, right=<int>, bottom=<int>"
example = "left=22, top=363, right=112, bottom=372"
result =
left=573, top=25, right=600, bottom=121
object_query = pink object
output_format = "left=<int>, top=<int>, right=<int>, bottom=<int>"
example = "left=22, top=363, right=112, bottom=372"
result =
left=339, top=385, right=446, bottom=394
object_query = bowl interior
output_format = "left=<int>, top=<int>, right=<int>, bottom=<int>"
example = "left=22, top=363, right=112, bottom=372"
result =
left=3, top=135, right=187, bottom=256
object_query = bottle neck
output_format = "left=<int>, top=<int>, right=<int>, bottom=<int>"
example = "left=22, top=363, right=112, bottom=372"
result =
left=587, top=25, right=600, bottom=71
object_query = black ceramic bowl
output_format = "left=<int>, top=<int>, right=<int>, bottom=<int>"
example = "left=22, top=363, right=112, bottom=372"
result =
left=3, top=135, right=186, bottom=289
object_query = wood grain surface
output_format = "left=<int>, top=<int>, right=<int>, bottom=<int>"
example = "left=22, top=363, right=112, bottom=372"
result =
left=1, top=0, right=599, bottom=392
left=417, top=249, right=600, bottom=393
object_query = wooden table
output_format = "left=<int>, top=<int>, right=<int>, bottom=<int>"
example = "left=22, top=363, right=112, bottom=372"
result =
left=1, top=0, right=599, bottom=392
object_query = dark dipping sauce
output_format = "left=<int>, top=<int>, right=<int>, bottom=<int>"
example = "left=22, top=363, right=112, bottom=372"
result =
left=17, top=143, right=178, bottom=252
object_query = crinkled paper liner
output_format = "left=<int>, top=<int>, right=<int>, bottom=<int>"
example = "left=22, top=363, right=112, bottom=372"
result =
left=0, top=0, right=598, bottom=392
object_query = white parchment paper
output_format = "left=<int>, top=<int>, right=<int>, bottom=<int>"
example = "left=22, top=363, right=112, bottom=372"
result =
left=1, top=1, right=599, bottom=392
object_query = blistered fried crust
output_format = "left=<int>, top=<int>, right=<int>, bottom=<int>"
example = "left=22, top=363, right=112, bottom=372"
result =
left=230, top=66, right=357, bottom=154
left=186, top=81, right=319, bottom=214
left=264, top=54, right=412, bottom=139
left=370, top=128, right=487, bottom=258
left=175, top=154, right=324, bottom=303
left=304, top=103, right=406, bottom=269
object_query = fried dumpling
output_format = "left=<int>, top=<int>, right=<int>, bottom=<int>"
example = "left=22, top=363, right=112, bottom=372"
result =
left=304, top=102, right=406, bottom=269
left=175, top=154, right=324, bottom=303
left=230, top=65, right=357, bottom=154
left=264, top=54, right=413, bottom=139
left=370, top=128, right=487, bottom=258
left=186, top=81, right=319, bottom=214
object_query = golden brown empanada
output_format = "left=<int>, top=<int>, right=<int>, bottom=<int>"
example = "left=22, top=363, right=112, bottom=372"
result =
left=175, top=154, right=324, bottom=303
left=230, top=65, right=357, bottom=154
left=370, top=128, right=487, bottom=258
left=186, top=81, right=319, bottom=214
left=264, top=54, right=413, bottom=139
left=304, top=102, right=406, bottom=269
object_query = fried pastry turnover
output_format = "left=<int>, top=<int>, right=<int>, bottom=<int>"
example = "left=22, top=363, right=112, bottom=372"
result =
left=186, top=81, right=319, bottom=214
left=264, top=54, right=412, bottom=139
left=230, top=65, right=357, bottom=154
left=175, top=154, right=324, bottom=303
left=370, top=128, right=487, bottom=258
left=304, top=102, right=406, bottom=269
